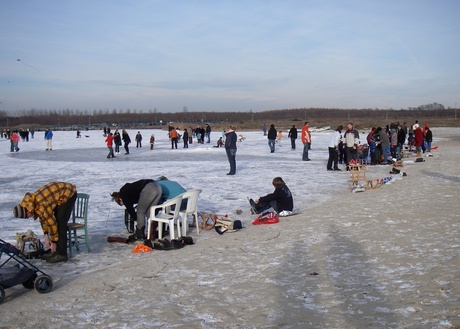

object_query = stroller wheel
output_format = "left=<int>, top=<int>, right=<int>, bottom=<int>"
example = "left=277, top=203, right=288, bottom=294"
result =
left=34, top=275, right=53, bottom=294
left=0, top=286, right=5, bottom=304
left=23, top=273, right=38, bottom=289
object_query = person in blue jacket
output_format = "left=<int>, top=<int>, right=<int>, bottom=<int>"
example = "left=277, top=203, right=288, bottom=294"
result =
left=224, top=125, right=237, bottom=175
left=44, top=127, right=53, bottom=151
left=156, top=176, right=186, bottom=206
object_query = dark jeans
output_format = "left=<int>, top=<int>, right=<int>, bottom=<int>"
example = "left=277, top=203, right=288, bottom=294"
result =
left=346, top=147, right=358, bottom=164
left=302, top=142, right=310, bottom=160
left=290, top=138, right=296, bottom=149
left=226, top=148, right=237, bottom=175
left=171, top=138, right=178, bottom=149
left=254, top=200, right=277, bottom=214
left=124, top=142, right=130, bottom=154
left=268, top=139, right=276, bottom=153
left=327, top=147, right=339, bottom=169
left=54, top=193, right=77, bottom=256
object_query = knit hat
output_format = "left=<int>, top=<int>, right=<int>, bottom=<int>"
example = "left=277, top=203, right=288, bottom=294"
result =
left=13, top=205, right=28, bottom=218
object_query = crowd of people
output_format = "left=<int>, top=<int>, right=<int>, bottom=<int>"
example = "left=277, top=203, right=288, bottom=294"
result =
left=2, top=127, right=48, bottom=152
left=4, top=121, right=433, bottom=172
left=363, top=120, right=433, bottom=166
left=259, top=120, right=433, bottom=172
left=9, top=119, right=436, bottom=265
left=2, top=128, right=35, bottom=141
left=167, top=124, right=213, bottom=148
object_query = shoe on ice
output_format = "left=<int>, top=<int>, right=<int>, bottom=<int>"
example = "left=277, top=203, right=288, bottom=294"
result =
left=249, top=198, right=258, bottom=214
left=135, top=226, right=145, bottom=240
left=46, top=254, right=68, bottom=263
left=41, top=251, right=55, bottom=260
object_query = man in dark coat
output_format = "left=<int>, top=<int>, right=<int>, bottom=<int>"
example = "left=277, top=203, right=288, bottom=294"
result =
left=288, top=125, right=298, bottom=150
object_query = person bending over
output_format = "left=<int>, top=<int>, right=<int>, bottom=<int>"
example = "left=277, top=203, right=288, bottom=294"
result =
left=156, top=176, right=187, bottom=209
left=111, top=179, right=162, bottom=240
left=14, top=182, right=77, bottom=263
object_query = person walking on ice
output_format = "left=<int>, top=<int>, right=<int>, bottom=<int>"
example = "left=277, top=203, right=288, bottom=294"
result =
left=44, top=127, right=53, bottom=151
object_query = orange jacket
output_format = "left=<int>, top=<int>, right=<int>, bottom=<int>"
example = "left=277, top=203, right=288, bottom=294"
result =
left=301, top=125, right=311, bottom=143
left=169, top=129, right=178, bottom=139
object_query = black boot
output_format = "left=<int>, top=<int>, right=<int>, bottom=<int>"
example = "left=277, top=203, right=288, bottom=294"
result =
left=135, top=226, right=145, bottom=240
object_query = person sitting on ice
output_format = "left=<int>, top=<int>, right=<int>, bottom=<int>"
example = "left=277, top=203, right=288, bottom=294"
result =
left=249, top=177, right=293, bottom=214
left=213, top=137, right=224, bottom=148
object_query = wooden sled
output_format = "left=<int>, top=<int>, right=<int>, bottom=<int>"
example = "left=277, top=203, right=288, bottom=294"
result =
left=392, top=160, right=404, bottom=167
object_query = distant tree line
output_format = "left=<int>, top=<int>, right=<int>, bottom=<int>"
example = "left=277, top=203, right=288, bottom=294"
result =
left=0, top=102, right=457, bottom=129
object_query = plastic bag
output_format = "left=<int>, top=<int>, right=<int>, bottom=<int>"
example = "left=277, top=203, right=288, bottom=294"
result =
left=252, top=211, right=279, bottom=225
left=132, top=243, right=152, bottom=253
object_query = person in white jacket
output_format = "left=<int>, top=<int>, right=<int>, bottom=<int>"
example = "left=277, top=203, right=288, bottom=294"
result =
left=343, top=122, right=360, bottom=165
left=327, top=125, right=343, bottom=171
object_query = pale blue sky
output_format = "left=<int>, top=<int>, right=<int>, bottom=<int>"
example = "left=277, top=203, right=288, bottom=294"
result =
left=1, top=0, right=459, bottom=113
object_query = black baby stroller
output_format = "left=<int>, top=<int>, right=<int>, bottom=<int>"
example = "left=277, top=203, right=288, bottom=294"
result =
left=0, top=238, right=53, bottom=304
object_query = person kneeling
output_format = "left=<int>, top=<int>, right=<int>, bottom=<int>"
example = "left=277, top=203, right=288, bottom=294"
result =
left=249, top=177, right=293, bottom=214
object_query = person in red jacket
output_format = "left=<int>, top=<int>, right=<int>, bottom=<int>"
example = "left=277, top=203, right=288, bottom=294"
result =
left=10, top=130, right=20, bottom=152
left=413, top=124, right=423, bottom=158
left=105, top=132, right=115, bottom=158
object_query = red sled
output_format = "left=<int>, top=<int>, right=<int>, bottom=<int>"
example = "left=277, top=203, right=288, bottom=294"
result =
left=252, top=211, right=279, bottom=225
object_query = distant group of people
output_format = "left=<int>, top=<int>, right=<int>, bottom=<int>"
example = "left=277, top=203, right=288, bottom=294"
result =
left=105, top=129, right=132, bottom=158
left=4, top=127, right=51, bottom=152
left=2, top=128, right=35, bottom=140
left=104, top=124, right=216, bottom=158
left=166, top=124, right=212, bottom=150
left=324, top=120, right=433, bottom=170
left=263, top=122, right=312, bottom=161
left=261, top=120, right=433, bottom=172
left=364, top=120, right=433, bottom=166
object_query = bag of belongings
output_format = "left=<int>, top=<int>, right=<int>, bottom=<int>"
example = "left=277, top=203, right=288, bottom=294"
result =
left=15, top=229, right=44, bottom=259
left=214, top=217, right=243, bottom=234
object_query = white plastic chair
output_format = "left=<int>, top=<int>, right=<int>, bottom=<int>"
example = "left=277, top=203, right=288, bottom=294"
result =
left=147, top=194, right=183, bottom=240
left=177, top=189, right=202, bottom=236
